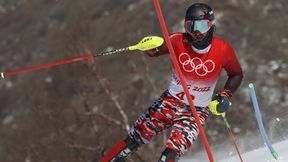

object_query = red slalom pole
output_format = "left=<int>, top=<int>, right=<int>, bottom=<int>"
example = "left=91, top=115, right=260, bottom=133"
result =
left=153, top=1, right=214, bottom=162
left=1, top=55, right=94, bottom=78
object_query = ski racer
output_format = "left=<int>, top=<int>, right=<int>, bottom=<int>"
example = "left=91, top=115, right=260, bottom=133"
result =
left=100, top=3, right=243, bottom=162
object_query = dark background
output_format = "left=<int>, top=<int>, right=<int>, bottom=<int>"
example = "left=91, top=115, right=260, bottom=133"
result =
left=0, top=0, right=288, bottom=161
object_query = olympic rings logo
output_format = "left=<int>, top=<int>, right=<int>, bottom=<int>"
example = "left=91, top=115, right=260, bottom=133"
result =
left=178, top=53, right=215, bottom=76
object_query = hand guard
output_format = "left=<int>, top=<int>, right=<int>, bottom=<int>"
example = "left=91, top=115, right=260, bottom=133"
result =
left=208, top=89, right=232, bottom=116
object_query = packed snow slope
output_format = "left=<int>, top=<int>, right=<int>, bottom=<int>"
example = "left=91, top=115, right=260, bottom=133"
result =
left=181, top=139, right=288, bottom=162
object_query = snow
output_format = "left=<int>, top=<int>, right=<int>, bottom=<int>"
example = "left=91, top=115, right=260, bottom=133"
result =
left=44, top=76, right=53, bottom=83
left=2, top=115, right=14, bottom=125
left=180, top=139, right=288, bottom=162
left=5, top=81, right=13, bottom=88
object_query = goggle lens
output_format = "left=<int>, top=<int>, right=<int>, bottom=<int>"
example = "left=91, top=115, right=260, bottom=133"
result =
left=185, top=20, right=212, bottom=34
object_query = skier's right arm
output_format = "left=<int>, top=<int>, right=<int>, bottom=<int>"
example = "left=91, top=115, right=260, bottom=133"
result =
left=145, top=33, right=181, bottom=57
left=145, top=41, right=169, bottom=57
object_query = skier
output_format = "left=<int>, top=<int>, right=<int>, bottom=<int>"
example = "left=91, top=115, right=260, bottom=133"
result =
left=100, top=3, right=243, bottom=162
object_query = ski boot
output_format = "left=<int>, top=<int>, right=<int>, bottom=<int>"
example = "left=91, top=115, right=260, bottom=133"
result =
left=100, top=137, right=140, bottom=162
left=158, top=148, right=179, bottom=162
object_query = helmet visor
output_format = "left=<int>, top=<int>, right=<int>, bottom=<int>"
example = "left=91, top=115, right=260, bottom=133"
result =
left=185, top=20, right=212, bottom=34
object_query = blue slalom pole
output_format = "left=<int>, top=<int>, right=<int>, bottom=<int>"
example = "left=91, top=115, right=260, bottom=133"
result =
left=248, top=83, right=279, bottom=160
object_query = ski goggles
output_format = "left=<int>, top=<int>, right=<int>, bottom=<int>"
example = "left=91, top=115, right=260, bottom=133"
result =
left=185, top=20, right=212, bottom=34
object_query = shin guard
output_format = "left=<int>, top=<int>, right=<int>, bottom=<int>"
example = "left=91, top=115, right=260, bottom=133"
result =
left=100, top=137, right=140, bottom=162
left=158, top=148, right=179, bottom=162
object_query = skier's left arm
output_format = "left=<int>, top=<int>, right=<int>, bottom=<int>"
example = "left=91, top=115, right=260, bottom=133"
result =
left=223, top=43, right=243, bottom=94
left=209, top=43, right=243, bottom=116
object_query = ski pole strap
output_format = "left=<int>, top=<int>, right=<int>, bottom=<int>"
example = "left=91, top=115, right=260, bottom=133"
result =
left=249, top=83, right=279, bottom=160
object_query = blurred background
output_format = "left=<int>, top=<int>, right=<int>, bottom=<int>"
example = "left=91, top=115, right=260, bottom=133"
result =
left=0, top=0, right=288, bottom=161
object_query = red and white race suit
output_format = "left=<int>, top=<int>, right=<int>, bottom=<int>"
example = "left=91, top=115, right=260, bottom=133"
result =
left=166, top=32, right=242, bottom=107
left=128, top=32, right=243, bottom=155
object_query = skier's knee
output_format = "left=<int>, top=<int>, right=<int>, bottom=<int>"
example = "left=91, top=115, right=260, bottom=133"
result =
left=129, top=127, right=153, bottom=145
left=166, top=129, right=196, bottom=155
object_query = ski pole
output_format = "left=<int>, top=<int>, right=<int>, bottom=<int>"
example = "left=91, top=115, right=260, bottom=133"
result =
left=222, top=114, right=244, bottom=162
left=249, top=83, right=279, bottom=160
left=0, top=36, right=164, bottom=79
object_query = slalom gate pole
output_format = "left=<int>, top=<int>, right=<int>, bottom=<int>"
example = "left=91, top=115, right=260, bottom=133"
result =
left=152, top=1, right=214, bottom=161
left=249, top=83, right=279, bottom=160
left=222, top=114, right=244, bottom=162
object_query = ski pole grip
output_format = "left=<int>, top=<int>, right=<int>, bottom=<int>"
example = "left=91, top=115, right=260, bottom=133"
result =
left=1, top=72, right=5, bottom=79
